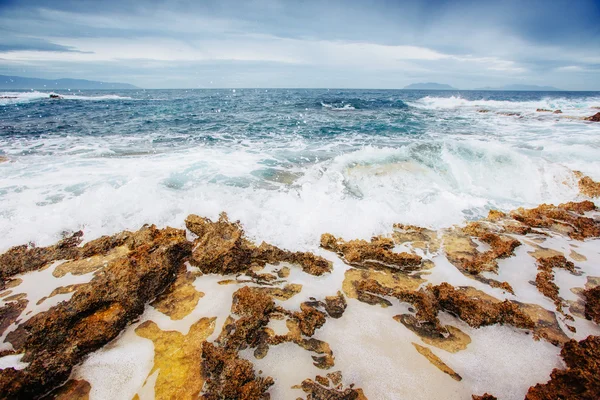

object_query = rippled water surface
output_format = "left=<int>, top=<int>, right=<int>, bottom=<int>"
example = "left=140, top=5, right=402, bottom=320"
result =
left=1, top=89, right=599, bottom=250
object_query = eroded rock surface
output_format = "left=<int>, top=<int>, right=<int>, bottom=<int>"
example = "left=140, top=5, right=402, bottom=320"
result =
left=525, top=336, right=600, bottom=400
left=298, top=374, right=368, bottom=400
left=320, top=233, right=422, bottom=271
left=534, top=256, right=577, bottom=313
left=0, top=225, right=191, bottom=399
left=187, top=213, right=331, bottom=276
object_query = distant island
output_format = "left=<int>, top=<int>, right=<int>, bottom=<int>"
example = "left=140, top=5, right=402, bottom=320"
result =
left=403, top=82, right=458, bottom=90
left=0, top=75, right=138, bottom=90
left=474, top=84, right=562, bottom=91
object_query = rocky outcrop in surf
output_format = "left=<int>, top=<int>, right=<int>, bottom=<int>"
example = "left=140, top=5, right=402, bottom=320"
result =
left=0, top=225, right=191, bottom=399
left=0, top=201, right=599, bottom=399
left=585, top=112, right=600, bottom=122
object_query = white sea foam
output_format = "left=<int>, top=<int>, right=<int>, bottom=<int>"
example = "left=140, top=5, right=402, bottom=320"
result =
left=0, top=91, right=132, bottom=105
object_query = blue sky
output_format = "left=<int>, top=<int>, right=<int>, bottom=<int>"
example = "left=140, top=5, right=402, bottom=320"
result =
left=0, top=0, right=599, bottom=89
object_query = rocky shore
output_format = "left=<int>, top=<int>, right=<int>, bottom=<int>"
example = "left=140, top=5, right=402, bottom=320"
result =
left=0, top=176, right=599, bottom=399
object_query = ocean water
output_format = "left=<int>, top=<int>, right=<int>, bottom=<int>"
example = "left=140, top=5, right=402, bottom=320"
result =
left=1, top=89, right=599, bottom=251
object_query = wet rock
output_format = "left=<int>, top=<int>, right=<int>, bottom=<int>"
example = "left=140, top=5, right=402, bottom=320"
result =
left=42, top=379, right=91, bottom=399
left=442, top=228, right=516, bottom=293
left=254, top=283, right=303, bottom=301
left=186, top=213, right=331, bottom=276
left=395, top=314, right=471, bottom=353
left=553, top=110, right=563, bottom=114
left=151, top=269, right=204, bottom=320
left=525, top=336, right=600, bottom=400
left=392, top=224, right=440, bottom=254
left=534, top=256, right=577, bottom=313
left=320, top=233, right=422, bottom=271
left=511, top=202, right=600, bottom=240
left=577, top=175, right=600, bottom=198
left=324, top=291, right=347, bottom=318
left=472, top=394, right=497, bottom=400
left=298, top=375, right=367, bottom=400
left=584, top=112, right=600, bottom=122
left=201, top=341, right=274, bottom=400
left=0, top=231, right=83, bottom=286
left=536, top=109, right=553, bottom=112
left=49, top=94, right=61, bottom=99
left=432, top=283, right=534, bottom=330
left=0, top=299, right=27, bottom=336
left=136, top=318, right=216, bottom=400
left=0, top=225, right=191, bottom=399
left=583, top=286, right=600, bottom=324
left=412, top=343, right=462, bottom=381
left=0, top=156, right=9, bottom=163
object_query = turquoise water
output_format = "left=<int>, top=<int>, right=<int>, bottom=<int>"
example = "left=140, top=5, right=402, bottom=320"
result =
left=1, top=89, right=599, bottom=250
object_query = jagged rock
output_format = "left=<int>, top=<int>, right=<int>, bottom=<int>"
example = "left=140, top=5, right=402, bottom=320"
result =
left=534, top=256, right=577, bottom=312
left=583, top=286, right=600, bottom=324
left=186, top=213, right=331, bottom=276
left=324, top=291, right=347, bottom=318
left=472, top=394, right=497, bottom=400
left=0, top=299, right=27, bottom=336
left=584, top=112, right=600, bottom=122
left=525, top=336, right=600, bottom=400
left=431, top=283, right=534, bottom=330
left=320, top=233, right=422, bottom=271
left=577, top=175, right=600, bottom=198
left=0, top=225, right=191, bottom=399
left=298, top=375, right=367, bottom=400
left=511, top=202, right=600, bottom=240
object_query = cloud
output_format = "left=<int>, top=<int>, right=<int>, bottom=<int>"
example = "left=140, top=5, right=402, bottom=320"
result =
left=0, top=0, right=598, bottom=89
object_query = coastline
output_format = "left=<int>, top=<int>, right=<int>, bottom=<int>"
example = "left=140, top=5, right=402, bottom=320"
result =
left=0, top=176, right=598, bottom=399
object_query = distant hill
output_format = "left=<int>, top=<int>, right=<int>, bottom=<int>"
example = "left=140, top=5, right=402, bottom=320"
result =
left=0, top=75, right=138, bottom=89
left=475, top=84, right=562, bottom=91
left=403, top=82, right=458, bottom=90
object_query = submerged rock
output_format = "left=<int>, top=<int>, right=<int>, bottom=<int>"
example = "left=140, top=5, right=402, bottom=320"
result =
left=0, top=225, right=191, bottom=399
left=472, top=394, right=497, bottom=400
left=186, top=213, right=331, bottom=276
left=525, top=336, right=600, bottom=400
left=412, top=342, right=462, bottom=381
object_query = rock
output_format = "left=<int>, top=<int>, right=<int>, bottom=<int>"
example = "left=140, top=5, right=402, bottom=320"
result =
left=49, top=94, right=61, bottom=99
left=584, top=112, right=600, bottom=122
left=525, top=336, right=600, bottom=400
left=412, top=343, right=462, bottom=381
left=553, top=110, right=563, bottom=114
left=583, top=286, right=600, bottom=324
left=186, top=213, right=331, bottom=276
left=536, top=109, right=553, bottom=112
left=535, top=256, right=577, bottom=312
left=472, top=394, right=497, bottom=400
left=299, top=375, right=367, bottom=400
left=320, top=233, right=422, bottom=271
left=0, top=225, right=191, bottom=399
left=511, top=202, right=600, bottom=240
left=0, top=156, right=9, bottom=163
left=578, top=175, right=600, bottom=198
left=136, top=318, right=216, bottom=400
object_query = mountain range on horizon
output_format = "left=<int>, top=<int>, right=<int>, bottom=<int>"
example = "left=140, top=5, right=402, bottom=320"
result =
left=474, top=84, right=563, bottom=91
left=0, top=75, right=138, bottom=90
left=403, top=82, right=563, bottom=91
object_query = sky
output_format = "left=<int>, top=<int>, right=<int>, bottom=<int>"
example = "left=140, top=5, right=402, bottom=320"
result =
left=0, top=0, right=599, bottom=90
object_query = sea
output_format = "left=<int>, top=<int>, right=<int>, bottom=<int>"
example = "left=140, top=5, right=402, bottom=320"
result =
left=1, top=89, right=599, bottom=251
